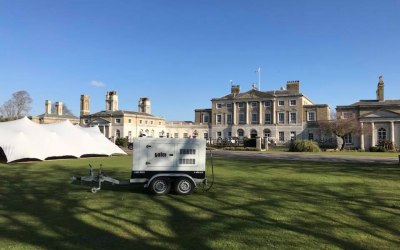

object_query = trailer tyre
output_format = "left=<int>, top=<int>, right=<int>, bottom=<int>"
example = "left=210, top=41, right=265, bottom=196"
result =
left=174, top=177, right=194, bottom=195
left=149, top=177, right=171, bottom=195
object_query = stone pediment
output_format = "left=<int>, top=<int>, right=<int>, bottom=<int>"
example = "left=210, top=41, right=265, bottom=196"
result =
left=360, top=109, right=400, bottom=119
left=89, top=117, right=111, bottom=126
left=216, top=89, right=275, bottom=100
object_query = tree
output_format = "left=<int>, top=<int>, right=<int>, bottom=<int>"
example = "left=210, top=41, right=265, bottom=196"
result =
left=0, top=90, right=33, bottom=119
left=319, top=118, right=363, bottom=151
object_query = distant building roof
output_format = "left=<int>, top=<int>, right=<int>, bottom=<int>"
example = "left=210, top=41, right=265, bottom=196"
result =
left=83, top=110, right=164, bottom=119
left=37, top=113, right=79, bottom=120
left=337, top=99, right=400, bottom=109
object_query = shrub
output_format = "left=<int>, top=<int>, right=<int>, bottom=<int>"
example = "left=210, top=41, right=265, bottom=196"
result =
left=369, top=146, right=387, bottom=152
left=289, top=140, right=321, bottom=152
left=115, top=137, right=129, bottom=147
left=243, top=138, right=256, bottom=148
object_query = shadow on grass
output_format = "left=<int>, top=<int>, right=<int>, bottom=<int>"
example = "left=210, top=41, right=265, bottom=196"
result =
left=0, top=157, right=399, bottom=249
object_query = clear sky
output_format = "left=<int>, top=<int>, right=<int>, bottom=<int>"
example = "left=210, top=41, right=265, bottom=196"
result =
left=1, top=0, right=399, bottom=120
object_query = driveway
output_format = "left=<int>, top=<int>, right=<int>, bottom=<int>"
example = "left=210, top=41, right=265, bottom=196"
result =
left=212, top=150, right=400, bottom=165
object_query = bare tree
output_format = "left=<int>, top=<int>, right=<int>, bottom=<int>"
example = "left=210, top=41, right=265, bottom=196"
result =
left=13, top=91, right=33, bottom=117
left=0, top=90, right=33, bottom=119
left=1, top=100, right=17, bottom=118
left=319, top=118, right=363, bottom=151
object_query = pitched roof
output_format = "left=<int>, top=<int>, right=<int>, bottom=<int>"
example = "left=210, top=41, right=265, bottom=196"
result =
left=341, top=99, right=400, bottom=107
left=212, top=89, right=276, bottom=101
left=37, top=113, right=79, bottom=120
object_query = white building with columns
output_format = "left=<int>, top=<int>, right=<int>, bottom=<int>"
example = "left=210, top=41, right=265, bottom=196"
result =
left=336, top=76, right=400, bottom=150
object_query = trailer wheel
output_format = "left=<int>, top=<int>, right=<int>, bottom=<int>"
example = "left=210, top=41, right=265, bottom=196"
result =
left=174, top=177, right=194, bottom=195
left=149, top=177, right=171, bottom=195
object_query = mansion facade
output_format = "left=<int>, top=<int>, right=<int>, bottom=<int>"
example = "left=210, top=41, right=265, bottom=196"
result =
left=336, top=76, right=400, bottom=150
left=196, top=81, right=330, bottom=142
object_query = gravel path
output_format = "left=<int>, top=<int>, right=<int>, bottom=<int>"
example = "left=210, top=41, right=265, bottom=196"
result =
left=212, top=150, right=400, bottom=165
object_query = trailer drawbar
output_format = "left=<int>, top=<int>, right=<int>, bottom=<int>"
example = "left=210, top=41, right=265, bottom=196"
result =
left=72, top=138, right=214, bottom=195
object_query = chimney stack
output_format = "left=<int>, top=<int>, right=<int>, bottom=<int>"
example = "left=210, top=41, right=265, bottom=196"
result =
left=231, top=85, right=240, bottom=97
left=105, top=91, right=118, bottom=111
left=138, top=97, right=151, bottom=114
left=55, top=102, right=63, bottom=116
left=80, top=95, right=90, bottom=116
left=376, top=76, right=384, bottom=101
left=45, top=100, right=52, bottom=114
left=286, top=80, right=300, bottom=94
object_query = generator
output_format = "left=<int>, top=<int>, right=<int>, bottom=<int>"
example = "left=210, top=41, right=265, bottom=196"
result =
left=72, top=138, right=209, bottom=195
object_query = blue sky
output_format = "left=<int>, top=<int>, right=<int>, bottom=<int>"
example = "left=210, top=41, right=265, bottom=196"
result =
left=1, top=0, right=399, bottom=120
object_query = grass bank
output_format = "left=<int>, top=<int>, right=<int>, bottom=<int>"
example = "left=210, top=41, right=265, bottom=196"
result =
left=0, top=155, right=399, bottom=249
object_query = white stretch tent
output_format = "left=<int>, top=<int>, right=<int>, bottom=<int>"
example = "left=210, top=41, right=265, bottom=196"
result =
left=0, top=117, right=126, bottom=163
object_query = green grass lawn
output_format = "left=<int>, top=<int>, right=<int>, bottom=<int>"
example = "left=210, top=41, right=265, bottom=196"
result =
left=0, top=155, right=399, bottom=249
left=261, top=148, right=400, bottom=158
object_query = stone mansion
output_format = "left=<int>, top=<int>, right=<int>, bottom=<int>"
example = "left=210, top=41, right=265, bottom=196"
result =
left=31, top=76, right=399, bottom=149
left=78, top=80, right=330, bottom=143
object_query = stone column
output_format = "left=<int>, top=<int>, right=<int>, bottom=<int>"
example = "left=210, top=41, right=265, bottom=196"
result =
left=233, top=102, right=237, bottom=125
left=360, top=122, right=365, bottom=150
left=259, top=101, right=263, bottom=124
left=371, top=122, right=375, bottom=147
left=272, top=100, right=276, bottom=124
left=246, top=102, right=250, bottom=125
left=391, top=121, right=395, bottom=144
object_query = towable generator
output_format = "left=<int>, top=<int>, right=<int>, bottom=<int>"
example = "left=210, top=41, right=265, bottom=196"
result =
left=73, top=138, right=209, bottom=195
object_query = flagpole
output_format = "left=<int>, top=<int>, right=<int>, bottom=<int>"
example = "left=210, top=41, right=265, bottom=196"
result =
left=258, top=67, right=261, bottom=90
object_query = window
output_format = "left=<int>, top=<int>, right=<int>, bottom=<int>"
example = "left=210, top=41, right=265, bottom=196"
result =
left=308, top=111, right=316, bottom=121
left=265, top=113, right=271, bottom=124
left=150, top=121, right=153, bottom=125
left=203, top=115, right=209, bottom=123
left=217, top=131, right=222, bottom=138
left=228, top=132, right=232, bottom=137
left=159, top=121, right=161, bottom=125
left=278, top=112, right=285, bottom=124
left=343, top=112, right=353, bottom=119
left=204, top=133, right=208, bottom=139
left=344, top=133, right=353, bottom=144
left=251, top=102, right=258, bottom=108
left=128, top=131, right=132, bottom=137
left=290, top=112, right=297, bottom=124
left=264, top=101, right=271, bottom=107
left=116, top=129, right=121, bottom=138
left=83, top=119, right=89, bottom=124
left=290, top=100, right=297, bottom=106
left=115, top=118, right=121, bottom=124
left=128, top=119, right=132, bottom=123
left=183, top=133, right=188, bottom=138
left=377, top=128, right=387, bottom=142
left=226, top=103, right=232, bottom=109
left=174, top=133, right=179, bottom=138
left=216, top=114, right=222, bottom=124
left=227, top=114, right=232, bottom=124
left=238, top=102, right=244, bottom=108
left=216, top=103, right=222, bottom=109
left=308, top=133, right=314, bottom=140
left=237, top=129, right=244, bottom=137
left=279, top=132, right=284, bottom=142
left=290, top=131, right=296, bottom=141
left=239, top=113, right=245, bottom=124
left=139, top=120, right=143, bottom=124
left=252, top=113, right=258, bottom=124
left=278, top=100, right=284, bottom=106
left=264, top=129, right=271, bottom=138
left=145, top=120, right=148, bottom=124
